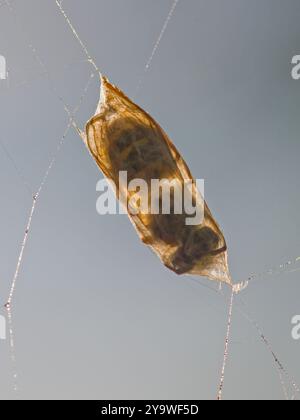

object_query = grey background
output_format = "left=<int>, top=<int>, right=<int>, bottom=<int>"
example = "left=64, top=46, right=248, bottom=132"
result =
left=0, top=0, right=300, bottom=400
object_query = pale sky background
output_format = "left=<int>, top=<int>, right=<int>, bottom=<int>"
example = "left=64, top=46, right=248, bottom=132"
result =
left=0, top=0, right=300, bottom=400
